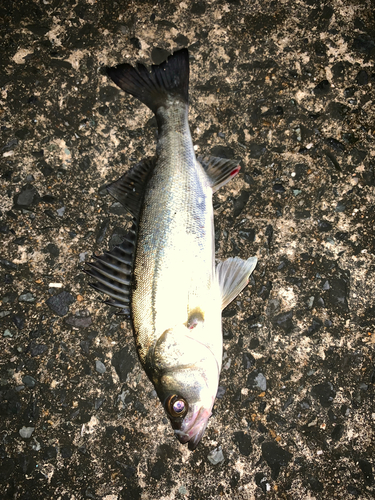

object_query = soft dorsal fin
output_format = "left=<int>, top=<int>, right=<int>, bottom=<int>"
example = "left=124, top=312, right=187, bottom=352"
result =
left=106, top=158, right=156, bottom=218
left=197, top=156, right=241, bottom=192
left=216, top=256, right=257, bottom=310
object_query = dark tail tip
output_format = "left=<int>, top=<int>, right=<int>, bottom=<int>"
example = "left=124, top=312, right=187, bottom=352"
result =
left=106, top=48, right=189, bottom=114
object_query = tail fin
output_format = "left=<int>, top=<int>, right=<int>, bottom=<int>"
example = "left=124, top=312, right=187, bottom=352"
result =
left=106, top=48, right=189, bottom=114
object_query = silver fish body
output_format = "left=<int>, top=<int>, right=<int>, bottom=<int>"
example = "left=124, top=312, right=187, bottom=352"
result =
left=86, top=49, right=257, bottom=450
left=134, top=102, right=222, bottom=448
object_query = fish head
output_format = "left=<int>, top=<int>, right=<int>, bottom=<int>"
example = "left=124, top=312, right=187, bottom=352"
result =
left=151, top=326, right=221, bottom=450
left=158, top=365, right=217, bottom=450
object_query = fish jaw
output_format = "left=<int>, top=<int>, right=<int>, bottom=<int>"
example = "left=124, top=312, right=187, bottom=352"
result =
left=172, top=401, right=215, bottom=451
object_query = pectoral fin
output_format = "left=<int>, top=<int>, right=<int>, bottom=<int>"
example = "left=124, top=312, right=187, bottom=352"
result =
left=216, top=256, right=257, bottom=310
left=197, top=156, right=241, bottom=192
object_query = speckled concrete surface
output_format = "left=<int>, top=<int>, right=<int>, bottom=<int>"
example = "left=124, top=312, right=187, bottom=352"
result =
left=1, top=1, right=374, bottom=499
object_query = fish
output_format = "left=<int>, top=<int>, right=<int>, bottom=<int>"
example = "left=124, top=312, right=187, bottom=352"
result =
left=85, top=48, right=257, bottom=450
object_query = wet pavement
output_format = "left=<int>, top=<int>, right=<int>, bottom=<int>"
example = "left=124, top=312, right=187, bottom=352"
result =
left=1, top=0, right=374, bottom=498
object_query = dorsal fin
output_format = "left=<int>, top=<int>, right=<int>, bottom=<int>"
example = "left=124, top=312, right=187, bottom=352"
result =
left=197, top=156, right=241, bottom=193
left=85, top=158, right=155, bottom=316
left=106, top=158, right=156, bottom=218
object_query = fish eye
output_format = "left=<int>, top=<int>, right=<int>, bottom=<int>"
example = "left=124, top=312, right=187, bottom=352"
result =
left=166, top=394, right=188, bottom=418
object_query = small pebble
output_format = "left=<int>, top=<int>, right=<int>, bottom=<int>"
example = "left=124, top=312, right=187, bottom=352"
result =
left=46, top=291, right=75, bottom=316
left=65, top=310, right=92, bottom=328
left=32, top=438, right=41, bottom=451
left=311, top=381, right=336, bottom=407
left=19, top=426, right=35, bottom=439
left=262, top=441, right=292, bottom=478
left=216, top=386, right=226, bottom=399
left=79, top=252, right=88, bottom=262
left=19, top=292, right=35, bottom=303
left=247, top=371, right=267, bottom=392
left=233, top=431, right=253, bottom=456
left=16, top=185, right=39, bottom=207
left=335, top=201, right=346, bottom=212
left=306, top=296, right=315, bottom=309
left=96, top=360, right=106, bottom=374
left=272, top=310, right=294, bottom=333
left=294, top=126, right=302, bottom=141
left=12, top=314, right=25, bottom=330
left=94, top=398, right=104, bottom=410
left=22, top=375, right=36, bottom=388
left=0, top=259, right=18, bottom=270
left=207, top=446, right=224, bottom=465
left=29, top=342, right=48, bottom=357
left=322, top=280, right=330, bottom=290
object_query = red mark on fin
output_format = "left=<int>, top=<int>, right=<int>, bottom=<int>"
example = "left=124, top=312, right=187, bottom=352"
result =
left=230, top=166, right=241, bottom=177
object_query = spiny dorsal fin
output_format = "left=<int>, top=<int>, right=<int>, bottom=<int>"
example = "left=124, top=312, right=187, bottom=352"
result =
left=216, top=256, right=257, bottom=310
left=84, top=231, right=136, bottom=316
left=106, top=158, right=156, bottom=218
left=198, top=156, right=241, bottom=193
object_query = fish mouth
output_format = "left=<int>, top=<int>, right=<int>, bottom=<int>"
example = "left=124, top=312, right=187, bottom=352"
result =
left=173, top=406, right=212, bottom=451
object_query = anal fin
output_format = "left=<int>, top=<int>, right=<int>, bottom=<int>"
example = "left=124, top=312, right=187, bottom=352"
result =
left=216, top=256, right=257, bottom=310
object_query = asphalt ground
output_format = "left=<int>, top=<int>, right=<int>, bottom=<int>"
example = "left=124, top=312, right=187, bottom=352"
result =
left=0, top=1, right=374, bottom=499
